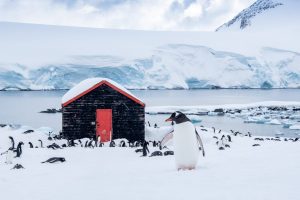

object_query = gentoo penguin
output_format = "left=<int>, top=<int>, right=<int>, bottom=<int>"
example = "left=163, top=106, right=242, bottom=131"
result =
left=41, top=157, right=66, bottom=163
left=38, top=140, right=44, bottom=148
left=9, top=136, right=15, bottom=150
left=142, top=141, right=149, bottom=156
left=11, top=164, right=25, bottom=170
left=149, top=151, right=163, bottom=157
left=15, top=142, right=24, bottom=158
left=162, top=111, right=205, bottom=170
left=28, top=142, right=34, bottom=148
left=164, top=150, right=174, bottom=156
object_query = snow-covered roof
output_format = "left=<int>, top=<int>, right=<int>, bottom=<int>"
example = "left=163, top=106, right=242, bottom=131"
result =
left=62, top=78, right=145, bottom=107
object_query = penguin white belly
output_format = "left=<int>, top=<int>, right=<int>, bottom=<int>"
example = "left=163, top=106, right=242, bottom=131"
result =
left=173, top=122, right=199, bottom=169
left=6, top=150, right=13, bottom=164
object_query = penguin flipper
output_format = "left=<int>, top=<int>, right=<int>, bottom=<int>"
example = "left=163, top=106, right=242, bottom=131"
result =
left=195, top=129, right=205, bottom=157
left=160, top=131, right=174, bottom=148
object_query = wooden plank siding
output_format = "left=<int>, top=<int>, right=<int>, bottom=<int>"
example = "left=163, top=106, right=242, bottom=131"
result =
left=62, top=84, right=145, bottom=142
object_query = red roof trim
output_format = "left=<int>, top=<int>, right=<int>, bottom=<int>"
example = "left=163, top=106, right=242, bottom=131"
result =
left=62, top=80, right=145, bottom=107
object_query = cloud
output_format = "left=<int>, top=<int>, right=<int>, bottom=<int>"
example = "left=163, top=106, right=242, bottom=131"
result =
left=0, top=0, right=256, bottom=31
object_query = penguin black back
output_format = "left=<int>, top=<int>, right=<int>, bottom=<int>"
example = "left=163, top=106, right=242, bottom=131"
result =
left=41, top=157, right=66, bottom=163
left=15, top=142, right=24, bottom=158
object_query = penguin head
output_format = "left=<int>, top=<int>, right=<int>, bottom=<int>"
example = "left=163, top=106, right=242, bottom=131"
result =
left=165, top=111, right=190, bottom=124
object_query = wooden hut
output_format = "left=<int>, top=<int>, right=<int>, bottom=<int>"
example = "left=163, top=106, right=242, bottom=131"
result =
left=61, top=78, right=145, bottom=142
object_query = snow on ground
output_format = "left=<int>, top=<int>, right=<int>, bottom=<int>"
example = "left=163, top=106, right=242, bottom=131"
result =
left=0, top=124, right=300, bottom=200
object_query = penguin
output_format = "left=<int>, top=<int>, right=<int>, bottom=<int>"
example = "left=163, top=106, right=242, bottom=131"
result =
left=41, top=157, right=66, bottom=164
left=87, top=140, right=94, bottom=148
left=135, top=148, right=143, bottom=153
left=38, top=140, right=44, bottom=148
left=11, top=164, right=25, bottom=170
left=119, top=140, right=126, bottom=147
left=162, top=111, right=205, bottom=170
left=227, top=135, right=232, bottom=142
left=149, top=151, right=163, bottom=157
left=212, top=127, right=216, bottom=133
left=28, top=142, right=34, bottom=148
left=23, top=130, right=34, bottom=134
left=109, top=141, right=116, bottom=147
left=141, top=141, right=149, bottom=157
left=164, top=150, right=174, bottom=156
left=98, top=142, right=104, bottom=147
left=48, top=132, right=53, bottom=141
left=9, top=136, right=15, bottom=150
left=14, top=142, right=24, bottom=158
left=78, top=139, right=83, bottom=147
left=47, top=143, right=62, bottom=150
left=84, top=141, right=89, bottom=147
left=1, top=149, right=14, bottom=164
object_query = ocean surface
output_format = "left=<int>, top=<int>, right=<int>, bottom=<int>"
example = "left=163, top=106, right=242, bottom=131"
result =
left=0, top=89, right=299, bottom=137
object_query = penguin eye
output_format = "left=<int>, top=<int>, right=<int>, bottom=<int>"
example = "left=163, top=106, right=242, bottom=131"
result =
left=171, top=112, right=176, bottom=118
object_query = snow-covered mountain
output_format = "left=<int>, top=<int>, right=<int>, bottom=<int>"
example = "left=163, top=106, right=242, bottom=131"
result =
left=0, top=44, right=299, bottom=90
left=216, top=0, right=300, bottom=31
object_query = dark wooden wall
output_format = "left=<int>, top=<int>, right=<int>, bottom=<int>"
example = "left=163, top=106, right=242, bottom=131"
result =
left=62, top=84, right=145, bottom=142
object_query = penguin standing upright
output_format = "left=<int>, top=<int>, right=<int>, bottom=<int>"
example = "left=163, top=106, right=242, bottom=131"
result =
left=162, top=111, right=205, bottom=170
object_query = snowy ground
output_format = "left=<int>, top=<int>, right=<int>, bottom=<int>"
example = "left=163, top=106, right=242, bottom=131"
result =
left=0, top=124, right=299, bottom=200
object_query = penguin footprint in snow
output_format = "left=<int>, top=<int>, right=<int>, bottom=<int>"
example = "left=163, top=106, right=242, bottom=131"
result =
left=41, top=157, right=66, bottom=164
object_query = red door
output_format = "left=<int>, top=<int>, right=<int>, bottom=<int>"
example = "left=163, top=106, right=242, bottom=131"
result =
left=96, top=109, right=112, bottom=142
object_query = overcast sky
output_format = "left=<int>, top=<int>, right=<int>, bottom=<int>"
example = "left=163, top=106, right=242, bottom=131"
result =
left=0, top=0, right=256, bottom=31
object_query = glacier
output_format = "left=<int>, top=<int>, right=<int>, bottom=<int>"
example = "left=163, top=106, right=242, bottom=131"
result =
left=0, top=44, right=299, bottom=90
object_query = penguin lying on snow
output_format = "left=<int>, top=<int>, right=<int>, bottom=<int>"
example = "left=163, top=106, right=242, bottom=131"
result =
left=11, top=164, right=25, bottom=170
left=135, top=148, right=143, bottom=153
left=162, top=111, right=205, bottom=170
left=149, top=151, right=163, bottom=157
left=41, top=157, right=66, bottom=164
left=47, top=143, right=62, bottom=150
left=164, top=150, right=174, bottom=156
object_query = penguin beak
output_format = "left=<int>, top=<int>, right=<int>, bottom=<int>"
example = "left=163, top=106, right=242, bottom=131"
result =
left=165, top=117, right=173, bottom=122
